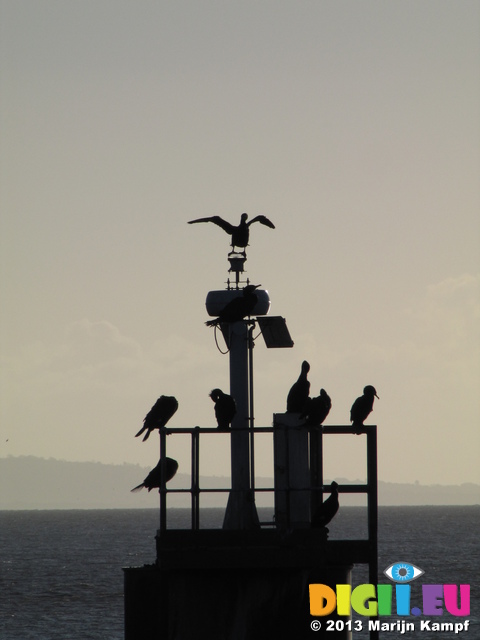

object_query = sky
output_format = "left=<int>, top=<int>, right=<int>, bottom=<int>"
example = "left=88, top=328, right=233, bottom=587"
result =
left=1, top=1, right=479, bottom=491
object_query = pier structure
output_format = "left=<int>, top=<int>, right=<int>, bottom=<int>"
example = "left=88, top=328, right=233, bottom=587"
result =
left=124, top=239, right=379, bottom=640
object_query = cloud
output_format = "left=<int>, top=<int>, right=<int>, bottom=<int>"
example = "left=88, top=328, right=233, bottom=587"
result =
left=0, top=317, right=224, bottom=462
left=1, top=318, right=220, bottom=406
left=1, top=275, right=478, bottom=482
left=65, top=318, right=142, bottom=362
left=400, top=273, right=479, bottom=367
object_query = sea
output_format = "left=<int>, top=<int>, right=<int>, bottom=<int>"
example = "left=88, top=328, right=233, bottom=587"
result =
left=0, top=506, right=478, bottom=639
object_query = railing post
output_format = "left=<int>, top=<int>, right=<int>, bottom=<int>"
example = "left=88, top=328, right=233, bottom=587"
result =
left=191, top=428, right=200, bottom=530
left=159, top=428, right=167, bottom=532
left=367, top=426, right=378, bottom=577
left=309, top=427, right=324, bottom=519
left=367, top=426, right=379, bottom=640
left=248, top=326, right=256, bottom=499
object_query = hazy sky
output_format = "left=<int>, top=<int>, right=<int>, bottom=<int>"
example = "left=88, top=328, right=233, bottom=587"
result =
left=1, top=1, right=479, bottom=490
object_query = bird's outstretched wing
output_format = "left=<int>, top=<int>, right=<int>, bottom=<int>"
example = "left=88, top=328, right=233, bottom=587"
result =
left=130, top=483, right=145, bottom=493
left=188, top=216, right=236, bottom=234
left=248, top=215, right=275, bottom=229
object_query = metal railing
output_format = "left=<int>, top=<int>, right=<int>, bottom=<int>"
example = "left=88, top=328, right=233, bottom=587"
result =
left=158, top=425, right=377, bottom=564
left=158, top=426, right=275, bottom=531
left=157, top=424, right=378, bottom=639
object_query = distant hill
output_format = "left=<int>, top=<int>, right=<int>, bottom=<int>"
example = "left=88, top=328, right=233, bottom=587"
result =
left=0, top=456, right=478, bottom=509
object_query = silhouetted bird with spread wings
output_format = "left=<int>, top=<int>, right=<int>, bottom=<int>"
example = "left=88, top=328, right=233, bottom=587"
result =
left=350, top=385, right=379, bottom=434
left=286, top=360, right=311, bottom=413
left=131, top=457, right=179, bottom=492
left=206, top=284, right=260, bottom=327
left=135, top=395, right=178, bottom=441
left=311, top=481, right=339, bottom=529
left=301, top=388, right=332, bottom=426
left=210, top=389, right=237, bottom=430
left=188, top=213, right=275, bottom=255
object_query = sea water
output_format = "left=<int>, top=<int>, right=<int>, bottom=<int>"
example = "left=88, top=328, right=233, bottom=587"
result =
left=0, top=506, right=478, bottom=639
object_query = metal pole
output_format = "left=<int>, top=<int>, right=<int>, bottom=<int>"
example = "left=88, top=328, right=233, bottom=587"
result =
left=191, top=428, right=200, bottom=530
left=223, top=320, right=259, bottom=529
left=309, top=427, right=324, bottom=520
left=248, top=325, right=255, bottom=496
left=159, top=428, right=167, bottom=532
left=367, top=426, right=379, bottom=640
left=367, top=427, right=378, bottom=576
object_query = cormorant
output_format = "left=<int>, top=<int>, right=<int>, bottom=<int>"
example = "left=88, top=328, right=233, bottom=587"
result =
left=131, top=457, right=179, bottom=492
left=286, top=360, right=311, bottom=413
left=311, top=481, right=339, bottom=528
left=206, top=284, right=260, bottom=327
left=209, top=388, right=237, bottom=430
left=135, top=395, right=178, bottom=441
left=301, top=388, right=332, bottom=426
left=350, top=385, right=379, bottom=433
left=188, top=213, right=275, bottom=255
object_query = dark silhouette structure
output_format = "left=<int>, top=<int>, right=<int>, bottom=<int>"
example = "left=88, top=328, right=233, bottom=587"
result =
left=205, top=284, right=260, bottom=327
left=125, top=214, right=381, bottom=640
left=286, top=360, right=310, bottom=412
left=135, top=395, right=178, bottom=441
left=131, top=457, right=179, bottom=492
left=301, top=388, right=332, bottom=426
left=311, top=481, right=339, bottom=528
left=210, top=388, right=237, bottom=430
left=350, top=385, right=379, bottom=433
left=188, top=213, right=275, bottom=255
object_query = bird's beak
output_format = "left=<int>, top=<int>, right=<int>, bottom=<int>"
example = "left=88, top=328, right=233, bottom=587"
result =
left=375, top=392, right=380, bottom=399
left=254, top=284, right=261, bottom=289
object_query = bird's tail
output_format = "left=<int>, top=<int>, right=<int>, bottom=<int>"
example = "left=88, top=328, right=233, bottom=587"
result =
left=141, top=430, right=151, bottom=442
left=205, top=319, right=219, bottom=327
left=135, top=425, right=146, bottom=438
left=130, top=483, right=145, bottom=493
left=352, top=422, right=363, bottom=435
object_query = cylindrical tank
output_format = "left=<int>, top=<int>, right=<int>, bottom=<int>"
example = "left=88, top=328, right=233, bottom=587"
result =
left=205, top=289, right=270, bottom=317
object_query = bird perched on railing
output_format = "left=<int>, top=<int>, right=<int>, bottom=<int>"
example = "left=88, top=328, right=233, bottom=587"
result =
left=301, top=388, right=332, bottom=426
left=286, top=360, right=311, bottom=413
left=311, top=481, right=339, bottom=529
left=135, top=395, right=178, bottom=441
left=131, top=457, right=179, bottom=492
left=188, top=213, right=275, bottom=255
left=350, top=385, right=379, bottom=434
left=209, top=388, right=237, bottom=430
left=206, top=284, right=260, bottom=327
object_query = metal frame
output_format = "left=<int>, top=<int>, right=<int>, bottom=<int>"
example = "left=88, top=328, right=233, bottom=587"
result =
left=158, top=424, right=378, bottom=640
left=159, top=424, right=376, bottom=550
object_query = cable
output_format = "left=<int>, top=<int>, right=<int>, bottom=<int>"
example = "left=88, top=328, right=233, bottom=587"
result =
left=213, top=324, right=229, bottom=354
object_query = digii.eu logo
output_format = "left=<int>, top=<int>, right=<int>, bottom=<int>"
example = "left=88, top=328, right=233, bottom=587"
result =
left=309, top=560, right=470, bottom=618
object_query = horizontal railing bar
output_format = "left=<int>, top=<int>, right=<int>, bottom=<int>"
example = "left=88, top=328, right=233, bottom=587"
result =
left=323, top=425, right=376, bottom=434
left=164, top=484, right=370, bottom=495
left=160, top=425, right=376, bottom=435
left=161, top=426, right=274, bottom=434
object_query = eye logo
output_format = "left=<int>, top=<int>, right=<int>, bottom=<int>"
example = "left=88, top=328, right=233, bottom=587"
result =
left=384, top=562, right=424, bottom=583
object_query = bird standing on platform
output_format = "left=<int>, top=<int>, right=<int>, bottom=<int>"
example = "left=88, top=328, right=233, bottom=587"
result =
left=205, top=284, right=260, bottom=327
left=301, top=388, right=332, bottom=426
left=350, top=385, right=379, bottom=434
left=135, top=395, right=178, bottom=441
left=188, top=213, right=275, bottom=255
left=286, top=360, right=311, bottom=413
left=209, top=389, right=237, bottom=430
left=131, top=457, right=179, bottom=492
left=311, top=481, right=339, bottom=529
